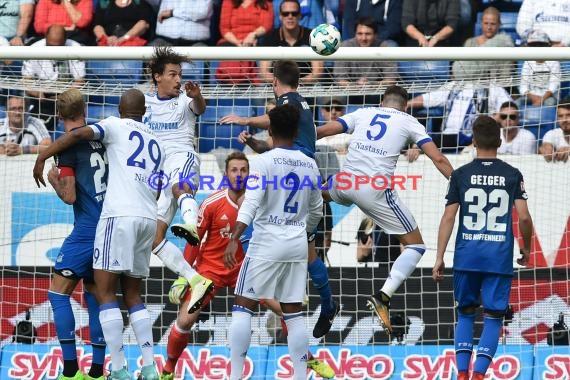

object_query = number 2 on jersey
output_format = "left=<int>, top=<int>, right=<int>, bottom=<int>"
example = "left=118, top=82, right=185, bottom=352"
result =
left=463, top=188, right=509, bottom=232
left=126, top=131, right=162, bottom=172
left=90, top=151, right=107, bottom=194
left=283, top=172, right=300, bottom=213
left=367, top=114, right=390, bottom=141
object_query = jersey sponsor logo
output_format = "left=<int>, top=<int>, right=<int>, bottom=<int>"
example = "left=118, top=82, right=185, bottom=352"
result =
left=219, top=223, right=231, bottom=239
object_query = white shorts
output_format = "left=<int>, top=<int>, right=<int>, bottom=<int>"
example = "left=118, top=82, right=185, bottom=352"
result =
left=158, top=151, right=200, bottom=224
left=234, top=257, right=307, bottom=303
left=93, top=216, right=156, bottom=278
left=329, top=175, right=417, bottom=235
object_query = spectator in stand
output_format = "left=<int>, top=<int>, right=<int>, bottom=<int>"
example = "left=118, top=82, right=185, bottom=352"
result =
left=342, top=0, right=402, bottom=42
left=452, top=7, right=514, bottom=84
left=495, top=101, right=536, bottom=155
left=259, top=0, right=323, bottom=85
left=518, top=30, right=560, bottom=108
left=401, top=0, right=460, bottom=47
left=218, top=0, right=273, bottom=47
left=539, top=99, right=570, bottom=162
left=316, top=97, right=349, bottom=154
left=0, top=0, right=34, bottom=46
left=272, top=0, right=339, bottom=30
left=93, top=0, right=154, bottom=46
left=22, top=25, right=85, bottom=132
left=33, top=0, right=94, bottom=45
left=152, top=0, right=213, bottom=46
left=333, top=17, right=398, bottom=88
left=516, top=0, right=570, bottom=47
left=0, top=95, right=51, bottom=156
left=407, top=79, right=512, bottom=153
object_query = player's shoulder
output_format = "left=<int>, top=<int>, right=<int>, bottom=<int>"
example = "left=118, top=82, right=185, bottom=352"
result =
left=203, top=189, right=228, bottom=205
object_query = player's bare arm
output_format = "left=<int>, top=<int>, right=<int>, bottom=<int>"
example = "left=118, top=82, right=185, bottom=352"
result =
left=33, top=126, right=95, bottom=187
left=514, top=198, right=533, bottom=267
left=224, top=221, right=248, bottom=268
left=47, top=163, right=76, bottom=205
left=219, top=113, right=270, bottom=129
left=185, top=81, right=206, bottom=115
left=238, top=131, right=272, bottom=154
left=420, top=141, right=453, bottom=179
left=316, top=120, right=344, bottom=139
left=433, top=202, right=459, bottom=282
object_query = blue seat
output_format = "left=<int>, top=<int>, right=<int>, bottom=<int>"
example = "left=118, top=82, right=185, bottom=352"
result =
left=198, top=122, right=248, bottom=153
left=398, top=61, right=450, bottom=84
left=86, top=104, right=119, bottom=124
left=520, top=105, right=557, bottom=140
left=87, top=60, right=143, bottom=86
left=181, top=61, right=206, bottom=84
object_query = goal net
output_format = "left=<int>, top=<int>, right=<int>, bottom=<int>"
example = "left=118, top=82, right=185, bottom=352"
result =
left=0, top=47, right=569, bottom=379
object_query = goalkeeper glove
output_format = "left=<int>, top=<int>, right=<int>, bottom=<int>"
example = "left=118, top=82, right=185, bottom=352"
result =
left=169, top=277, right=189, bottom=305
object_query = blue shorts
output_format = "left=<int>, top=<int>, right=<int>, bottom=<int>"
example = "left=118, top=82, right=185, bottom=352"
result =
left=54, top=229, right=96, bottom=283
left=453, top=270, right=512, bottom=313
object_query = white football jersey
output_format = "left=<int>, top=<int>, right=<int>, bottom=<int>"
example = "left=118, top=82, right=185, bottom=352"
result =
left=238, top=148, right=323, bottom=262
left=338, top=107, right=431, bottom=178
left=143, top=91, right=198, bottom=156
left=90, top=116, right=165, bottom=220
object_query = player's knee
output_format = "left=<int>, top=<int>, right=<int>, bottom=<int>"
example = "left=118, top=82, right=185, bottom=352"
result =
left=483, top=309, right=506, bottom=319
left=458, top=305, right=477, bottom=316
left=403, top=243, right=426, bottom=255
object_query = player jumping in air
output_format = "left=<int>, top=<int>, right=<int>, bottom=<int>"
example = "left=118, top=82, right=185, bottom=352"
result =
left=161, top=152, right=334, bottom=380
left=224, top=104, right=323, bottom=380
left=144, top=46, right=214, bottom=313
left=317, top=85, right=453, bottom=334
left=221, top=60, right=339, bottom=339
left=433, top=115, right=533, bottom=380
left=46, top=88, right=106, bottom=380
left=34, top=89, right=166, bottom=380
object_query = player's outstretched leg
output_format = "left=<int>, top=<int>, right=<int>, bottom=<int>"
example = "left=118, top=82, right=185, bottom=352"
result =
left=307, top=239, right=339, bottom=338
left=370, top=228, right=426, bottom=334
left=307, top=352, right=335, bottom=379
left=170, top=192, right=200, bottom=246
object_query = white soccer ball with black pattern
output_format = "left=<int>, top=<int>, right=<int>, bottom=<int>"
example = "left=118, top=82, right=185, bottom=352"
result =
left=309, top=24, right=341, bottom=56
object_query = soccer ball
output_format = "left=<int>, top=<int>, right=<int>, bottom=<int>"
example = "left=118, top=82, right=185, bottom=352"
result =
left=309, top=24, right=341, bottom=56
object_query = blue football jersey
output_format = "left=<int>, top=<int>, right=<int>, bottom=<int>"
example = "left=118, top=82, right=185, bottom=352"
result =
left=277, top=91, right=316, bottom=158
left=446, top=158, right=527, bottom=276
left=56, top=140, right=108, bottom=232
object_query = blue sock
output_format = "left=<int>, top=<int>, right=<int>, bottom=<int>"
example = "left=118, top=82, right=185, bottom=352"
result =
left=307, top=257, right=334, bottom=315
left=474, top=315, right=503, bottom=375
left=454, top=311, right=476, bottom=372
left=84, top=291, right=106, bottom=370
left=48, top=290, right=78, bottom=375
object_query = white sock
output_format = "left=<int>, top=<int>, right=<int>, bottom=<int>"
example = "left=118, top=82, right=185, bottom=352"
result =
left=229, top=306, right=253, bottom=380
left=129, top=306, right=154, bottom=366
left=381, top=244, right=425, bottom=298
left=152, top=239, right=197, bottom=280
left=283, top=312, right=309, bottom=380
left=178, top=193, right=198, bottom=226
left=99, top=305, right=125, bottom=372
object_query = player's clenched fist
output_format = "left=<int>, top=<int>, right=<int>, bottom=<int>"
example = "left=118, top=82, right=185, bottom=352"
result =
left=168, top=277, right=189, bottom=305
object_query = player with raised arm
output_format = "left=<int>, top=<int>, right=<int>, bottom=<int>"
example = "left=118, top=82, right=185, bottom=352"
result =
left=144, top=46, right=214, bottom=314
left=317, top=85, right=454, bottom=334
left=34, top=89, right=165, bottom=380
left=220, top=60, right=339, bottom=339
left=432, top=115, right=533, bottom=380
left=162, top=152, right=334, bottom=380
left=46, top=88, right=106, bottom=380
left=224, top=104, right=323, bottom=380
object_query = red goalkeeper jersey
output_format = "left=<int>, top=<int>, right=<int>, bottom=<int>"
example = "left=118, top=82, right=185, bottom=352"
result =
left=184, top=189, right=245, bottom=278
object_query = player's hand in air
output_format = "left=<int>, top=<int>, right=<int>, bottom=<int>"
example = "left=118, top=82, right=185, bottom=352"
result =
left=169, top=277, right=189, bottom=305
left=237, top=131, right=252, bottom=145
left=185, top=81, right=202, bottom=99
left=517, top=248, right=530, bottom=267
left=220, top=114, right=248, bottom=125
left=224, top=239, right=239, bottom=268
left=33, top=156, right=47, bottom=187
left=432, top=257, right=445, bottom=282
